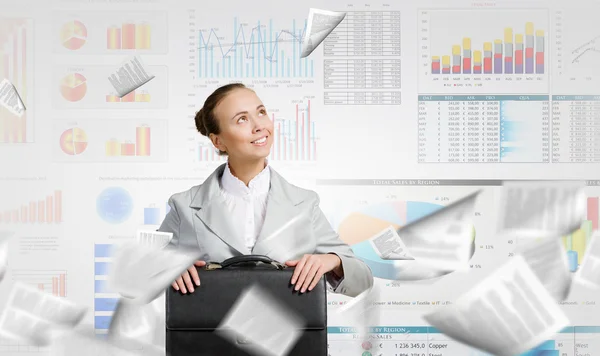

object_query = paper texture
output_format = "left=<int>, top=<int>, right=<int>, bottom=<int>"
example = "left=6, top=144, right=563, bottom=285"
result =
left=107, top=241, right=200, bottom=304
left=516, top=236, right=572, bottom=302
left=388, top=190, right=481, bottom=272
left=107, top=293, right=166, bottom=349
left=0, top=230, right=13, bottom=282
left=216, top=284, right=305, bottom=356
left=300, top=8, right=346, bottom=58
left=369, top=225, right=414, bottom=260
left=423, top=256, right=570, bottom=356
left=0, top=78, right=25, bottom=117
left=575, top=230, right=600, bottom=289
left=136, top=230, right=172, bottom=249
left=107, top=55, right=155, bottom=98
left=0, top=307, right=54, bottom=347
left=497, top=180, right=586, bottom=238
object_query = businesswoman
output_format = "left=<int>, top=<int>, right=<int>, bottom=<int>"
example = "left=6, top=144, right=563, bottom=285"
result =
left=159, top=83, right=373, bottom=298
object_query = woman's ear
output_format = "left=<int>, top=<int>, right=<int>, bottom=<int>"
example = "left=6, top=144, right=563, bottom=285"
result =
left=209, top=133, right=226, bottom=153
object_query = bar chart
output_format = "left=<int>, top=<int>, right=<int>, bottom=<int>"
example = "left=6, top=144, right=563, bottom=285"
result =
left=94, top=243, right=118, bottom=337
left=53, top=12, right=167, bottom=54
left=11, top=270, right=67, bottom=297
left=418, top=9, right=549, bottom=93
left=0, top=190, right=63, bottom=225
left=0, top=18, right=34, bottom=143
left=191, top=14, right=314, bottom=79
left=53, top=119, right=168, bottom=162
left=562, top=197, right=599, bottom=272
left=143, top=202, right=170, bottom=225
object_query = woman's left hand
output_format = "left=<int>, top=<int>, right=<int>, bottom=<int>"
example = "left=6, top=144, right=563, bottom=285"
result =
left=285, top=254, right=342, bottom=293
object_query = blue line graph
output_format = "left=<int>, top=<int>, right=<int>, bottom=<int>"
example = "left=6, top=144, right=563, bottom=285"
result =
left=197, top=17, right=315, bottom=78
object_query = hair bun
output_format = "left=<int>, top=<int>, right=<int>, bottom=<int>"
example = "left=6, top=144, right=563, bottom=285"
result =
left=195, top=108, right=208, bottom=136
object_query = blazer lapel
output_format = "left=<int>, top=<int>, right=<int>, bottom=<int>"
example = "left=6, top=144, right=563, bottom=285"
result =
left=189, top=163, right=248, bottom=255
left=251, top=168, right=306, bottom=257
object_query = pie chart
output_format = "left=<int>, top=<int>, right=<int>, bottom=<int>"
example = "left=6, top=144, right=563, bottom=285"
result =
left=60, top=127, right=88, bottom=155
left=60, top=20, right=87, bottom=50
left=334, top=201, right=476, bottom=281
left=60, top=73, right=87, bottom=102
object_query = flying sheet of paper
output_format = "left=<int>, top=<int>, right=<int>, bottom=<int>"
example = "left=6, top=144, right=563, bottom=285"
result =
left=136, top=230, right=172, bottom=249
left=369, top=225, right=414, bottom=260
left=216, top=284, right=305, bottom=356
left=107, top=294, right=165, bottom=349
left=5, top=282, right=87, bottom=327
left=300, top=8, right=346, bottom=58
left=0, top=307, right=54, bottom=347
left=107, top=241, right=201, bottom=304
left=516, top=236, right=572, bottom=302
left=107, top=55, right=155, bottom=98
left=497, top=180, right=586, bottom=238
left=335, top=284, right=380, bottom=348
left=423, top=255, right=570, bottom=356
left=387, top=190, right=481, bottom=272
left=575, top=230, right=600, bottom=289
left=0, top=230, right=13, bottom=282
left=0, top=78, right=26, bottom=117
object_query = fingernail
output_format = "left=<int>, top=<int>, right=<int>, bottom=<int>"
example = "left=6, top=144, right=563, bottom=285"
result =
left=190, top=287, right=194, bottom=292
left=195, top=280, right=200, bottom=286
left=295, top=286, right=299, bottom=291
left=182, top=290, right=187, bottom=294
left=301, top=288, right=306, bottom=293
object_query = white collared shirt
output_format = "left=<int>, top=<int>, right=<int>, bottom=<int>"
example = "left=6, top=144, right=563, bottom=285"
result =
left=219, top=161, right=271, bottom=252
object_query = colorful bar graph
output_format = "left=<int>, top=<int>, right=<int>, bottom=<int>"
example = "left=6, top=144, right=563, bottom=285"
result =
left=561, top=196, right=599, bottom=271
left=198, top=17, right=314, bottom=78
left=107, top=22, right=151, bottom=50
left=0, top=190, right=62, bottom=224
left=0, top=19, right=30, bottom=143
left=105, top=125, right=151, bottom=157
left=431, top=21, right=545, bottom=76
left=106, top=90, right=151, bottom=103
left=11, top=270, right=67, bottom=297
left=95, top=244, right=117, bottom=335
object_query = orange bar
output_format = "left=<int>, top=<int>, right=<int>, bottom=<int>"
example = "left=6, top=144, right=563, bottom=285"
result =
left=121, top=91, right=135, bottom=102
left=105, top=139, right=120, bottom=156
left=20, top=205, right=27, bottom=223
left=121, top=23, right=136, bottom=49
left=53, top=277, right=58, bottom=296
left=121, top=142, right=135, bottom=156
left=38, top=200, right=45, bottom=222
left=29, top=201, right=36, bottom=223
left=135, top=23, right=151, bottom=49
left=60, top=274, right=66, bottom=297
left=46, top=196, right=53, bottom=223
left=136, top=126, right=150, bottom=156
left=107, top=26, right=121, bottom=49
left=106, top=94, right=120, bottom=102
left=54, top=191, right=62, bottom=223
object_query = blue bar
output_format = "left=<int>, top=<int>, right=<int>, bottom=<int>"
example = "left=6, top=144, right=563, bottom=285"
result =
left=234, top=17, right=237, bottom=77
left=552, top=95, right=600, bottom=101
left=216, top=63, right=219, bottom=78
left=94, top=244, right=112, bottom=258
left=198, top=32, right=201, bottom=77
left=293, top=19, right=296, bottom=76
left=94, top=316, right=112, bottom=330
left=204, top=35, right=208, bottom=78
left=95, top=262, right=111, bottom=275
left=311, top=61, right=313, bottom=76
left=281, top=50, right=284, bottom=76
left=144, top=207, right=160, bottom=225
left=95, top=298, right=119, bottom=312
left=263, top=28, right=266, bottom=77
left=298, top=29, right=302, bottom=76
left=246, top=63, right=249, bottom=77
left=228, top=56, right=231, bottom=77
left=568, top=250, right=578, bottom=272
left=257, top=20, right=260, bottom=77
left=252, top=32, right=255, bottom=77
left=94, top=280, right=110, bottom=293
left=287, top=58, right=290, bottom=77
left=270, top=19, right=273, bottom=77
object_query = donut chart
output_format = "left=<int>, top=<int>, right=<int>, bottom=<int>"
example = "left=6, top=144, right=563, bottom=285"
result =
left=60, top=73, right=87, bottom=102
left=336, top=201, right=476, bottom=280
left=60, top=127, right=88, bottom=155
left=60, top=20, right=87, bottom=50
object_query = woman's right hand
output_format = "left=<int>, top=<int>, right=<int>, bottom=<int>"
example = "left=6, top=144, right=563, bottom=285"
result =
left=172, top=260, right=206, bottom=293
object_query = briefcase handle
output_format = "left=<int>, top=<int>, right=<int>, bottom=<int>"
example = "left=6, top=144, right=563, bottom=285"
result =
left=206, top=254, right=287, bottom=270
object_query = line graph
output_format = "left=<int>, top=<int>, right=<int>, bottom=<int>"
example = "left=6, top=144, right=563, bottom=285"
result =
left=570, top=35, right=600, bottom=64
left=189, top=10, right=314, bottom=79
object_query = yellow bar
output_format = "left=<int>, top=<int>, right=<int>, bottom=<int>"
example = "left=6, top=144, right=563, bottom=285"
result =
left=442, top=55, right=450, bottom=65
left=494, top=39, right=502, bottom=45
left=463, top=38, right=471, bottom=50
left=515, top=34, right=524, bottom=43
left=484, top=42, right=492, bottom=51
left=452, top=45, right=461, bottom=55
left=432, top=56, right=440, bottom=60
left=536, top=29, right=544, bottom=37
left=582, top=220, right=593, bottom=244
left=473, top=50, right=482, bottom=62
left=526, top=22, right=534, bottom=35
left=572, top=229, right=586, bottom=264
left=135, top=23, right=151, bottom=49
left=504, top=28, right=513, bottom=43
left=105, top=139, right=120, bottom=156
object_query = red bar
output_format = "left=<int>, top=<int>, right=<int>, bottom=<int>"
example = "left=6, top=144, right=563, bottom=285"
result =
left=46, top=196, right=53, bottom=223
left=38, top=200, right=45, bottom=223
left=588, top=197, right=598, bottom=230
left=277, top=122, right=281, bottom=160
left=473, top=65, right=482, bottom=72
left=483, top=58, right=492, bottom=72
left=54, top=191, right=62, bottom=223
left=53, top=277, right=58, bottom=296
left=535, top=51, right=544, bottom=65
left=295, top=105, right=299, bottom=160
left=284, top=137, right=287, bottom=160
left=525, top=47, right=534, bottom=59
left=452, top=65, right=460, bottom=73
left=20, top=206, right=27, bottom=223
left=307, top=100, right=311, bottom=160
left=442, top=68, right=450, bottom=74
left=515, top=50, right=523, bottom=65
left=432, top=62, right=440, bottom=72
left=301, top=113, right=305, bottom=160
left=462, top=58, right=471, bottom=73
left=60, top=274, right=66, bottom=297
left=29, top=201, right=35, bottom=223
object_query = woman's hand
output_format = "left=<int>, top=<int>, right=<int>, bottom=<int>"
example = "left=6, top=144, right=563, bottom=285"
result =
left=285, top=254, right=342, bottom=293
left=172, top=260, right=206, bottom=294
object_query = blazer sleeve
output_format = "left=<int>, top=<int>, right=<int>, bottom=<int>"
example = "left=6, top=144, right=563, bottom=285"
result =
left=310, top=192, right=374, bottom=297
left=158, top=195, right=180, bottom=251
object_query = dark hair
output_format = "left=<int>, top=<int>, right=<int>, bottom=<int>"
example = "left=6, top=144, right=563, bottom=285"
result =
left=194, top=83, right=249, bottom=156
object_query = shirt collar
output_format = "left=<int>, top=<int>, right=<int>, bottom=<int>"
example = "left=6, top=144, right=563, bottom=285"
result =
left=221, top=160, right=271, bottom=197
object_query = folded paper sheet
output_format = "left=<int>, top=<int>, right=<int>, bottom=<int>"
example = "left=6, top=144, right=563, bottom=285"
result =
left=300, top=8, right=346, bottom=58
left=107, top=55, right=155, bottom=98
left=0, top=78, right=25, bottom=117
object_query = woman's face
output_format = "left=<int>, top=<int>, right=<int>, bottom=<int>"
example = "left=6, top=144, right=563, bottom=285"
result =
left=211, top=88, right=274, bottom=161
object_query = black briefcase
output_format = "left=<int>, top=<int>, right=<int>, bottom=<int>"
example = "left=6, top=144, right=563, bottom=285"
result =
left=166, top=255, right=327, bottom=356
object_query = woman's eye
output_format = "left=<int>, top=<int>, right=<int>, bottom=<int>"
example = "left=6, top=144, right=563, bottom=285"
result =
left=259, top=109, right=267, bottom=115
left=237, top=117, right=247, bottom=123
